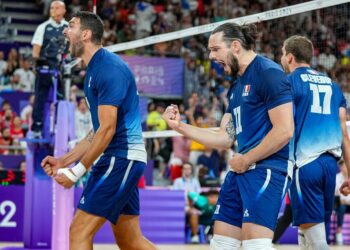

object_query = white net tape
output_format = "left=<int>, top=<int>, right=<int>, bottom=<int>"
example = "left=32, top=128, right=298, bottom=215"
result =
left=106, top=0, right=349, bottom=53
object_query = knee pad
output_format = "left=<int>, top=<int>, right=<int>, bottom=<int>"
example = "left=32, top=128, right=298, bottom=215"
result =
left=210, top=234, right=241, bottom=250
left=298, top=229, right=310, bottom=250
left=242, top=238, right=273, bottom=250
left=303, top=223, right=329, bottom=250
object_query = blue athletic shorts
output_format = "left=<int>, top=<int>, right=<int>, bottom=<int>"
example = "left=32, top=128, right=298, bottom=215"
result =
left=290, top=153, right=337, bottom=226
left=213, top=167, right=289, bottom=231
left=77, top=154, right=145, bottom=224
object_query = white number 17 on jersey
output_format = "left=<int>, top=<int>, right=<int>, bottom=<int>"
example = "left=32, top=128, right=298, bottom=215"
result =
left=310, top=83, right=332, bottom=115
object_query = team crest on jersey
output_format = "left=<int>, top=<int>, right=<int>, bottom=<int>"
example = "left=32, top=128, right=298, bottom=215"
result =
left=242, top=84, right=251, bottom=96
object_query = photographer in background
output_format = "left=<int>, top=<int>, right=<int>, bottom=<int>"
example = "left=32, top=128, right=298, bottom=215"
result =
left=31, top=0, right=68, bottom=138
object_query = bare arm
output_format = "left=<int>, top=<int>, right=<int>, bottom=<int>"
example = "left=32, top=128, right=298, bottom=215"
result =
left=162, top=105, right=234, bottom=149
left=32, top=44, right=41, bottom=59
left=339, top=107, right=350, bottom=195
left=243, top=102, right=294, bottom=165
left=58, top=129, right=94, bottom=167
left=340, top=107, right=350, bottom=172
left=79, top=105, right=117, bottom=169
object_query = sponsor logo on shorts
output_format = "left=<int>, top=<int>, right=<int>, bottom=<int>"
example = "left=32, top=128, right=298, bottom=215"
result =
left=214, top=205, right=220, bottom=214
left=243, top=209, right=250, bottom=217
left=80, top=196, right=85, bottom=204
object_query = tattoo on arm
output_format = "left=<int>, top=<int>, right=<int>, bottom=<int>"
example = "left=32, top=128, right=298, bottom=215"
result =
left=225, top=117, right=236, bottom=141
left=85, top=129, right=95, bottom=143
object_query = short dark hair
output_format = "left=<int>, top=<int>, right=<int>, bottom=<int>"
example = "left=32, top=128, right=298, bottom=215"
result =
left=211, top=23, right=258, bottom=50
left=284, top=35, right=313, bottom=64
left=73, top=11, right=104, bottom=45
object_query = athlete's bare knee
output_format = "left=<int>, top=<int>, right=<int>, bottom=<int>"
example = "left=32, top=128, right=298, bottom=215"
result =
left=117, top=236, right=146, bottom=250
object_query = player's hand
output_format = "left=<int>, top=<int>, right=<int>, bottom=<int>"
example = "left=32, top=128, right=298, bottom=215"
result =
left=340, top=179, right=350, bottom=196
left=229, top=153, right=250, bottom=174
left=162, top=104, right=181, bottom=130
left=54, top=169, right=75, bottom=189
left=41, top=156, right=64, bottom=177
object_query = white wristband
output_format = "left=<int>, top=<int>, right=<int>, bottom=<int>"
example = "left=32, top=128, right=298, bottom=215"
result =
left=56, top=162, right=86, bottom=183
left=71, top=162, right=87, bottom=179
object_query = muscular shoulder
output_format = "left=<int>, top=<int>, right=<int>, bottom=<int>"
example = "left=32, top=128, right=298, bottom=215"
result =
left=95, top=50, right=133, bottom=82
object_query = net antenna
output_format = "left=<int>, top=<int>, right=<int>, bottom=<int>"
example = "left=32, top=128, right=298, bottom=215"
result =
left=93, top=0, right=97, bottom=14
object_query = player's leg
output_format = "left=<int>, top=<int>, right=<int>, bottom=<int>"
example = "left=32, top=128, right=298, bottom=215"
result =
left=69, top=209, right=106, bottom=250
left=290, top=154, right=336, bottom=250
left=238, top=167, right=289, bottom=250
left=77, top=156, right=149, bottom=248
left=300, top=155, right=336, bottom=250
left=109, top=160, right=156, bottom=249
left=111, top=214, right=156, bottom=250
left=210, top=171, right=243, bottom=250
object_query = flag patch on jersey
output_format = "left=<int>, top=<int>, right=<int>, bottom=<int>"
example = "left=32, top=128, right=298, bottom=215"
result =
left=242, top=84, right=251, bottom=96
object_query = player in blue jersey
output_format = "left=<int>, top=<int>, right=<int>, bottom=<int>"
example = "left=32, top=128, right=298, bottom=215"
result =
left=281, top=35, right=350, bottom=250
left=163, top=22, right=294, bottom=250
left=41, top=12, right=156, bottom=250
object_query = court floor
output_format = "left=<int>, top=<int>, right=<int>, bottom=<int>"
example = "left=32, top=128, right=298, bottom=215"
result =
left=1, top=243, right=349, bottom=250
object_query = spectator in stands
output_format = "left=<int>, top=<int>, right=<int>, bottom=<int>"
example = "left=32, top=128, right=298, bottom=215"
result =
left=31, top=0, right=68, bottom=138
left=10, top=116, right=25, bottom=155
left=135, top=1, right=155, bottom=39
left=102, top=20, right=117, bottom=46
left=11, top=57, right=35, bottom=92
left=10, top=116, right=24, bottom=140
left=187, top=112, right=207, bottom=170
left=173, top=162, right=202, bottom=244
left=318, top=46, right=337, bottom=71
left=197, top=147, right=226, bottom=179
left=20, top=94, right=35, bottom=132
left=197, top=189, right=220, bottom=241
left=68, top=0, right=82, bottom=15
left=0, top=100, right=12, bottom=118
left=75, top=98, right=92, bottom=141
left=146, top=102, right=167, bottom=131
left=0, top=108, right=15, bottom=130
left=172, top=135, right=190, bottom=165
left=5, top=48, right=19, bottom=77
left=0, top=127, right=13, bottom=155
left=334, top=159, right=350, bottom=245
left=19, top=160, right=26, bottom=172
left=0, top=51, right=7, bottom=84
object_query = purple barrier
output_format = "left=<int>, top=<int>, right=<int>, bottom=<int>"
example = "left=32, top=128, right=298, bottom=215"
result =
left=1, top=187, right=186, bottom=246
left=278, top=226, right=298, bottom=244
left=121, top=55, right=184, bottom=98
left=75, top=188, right=186, bottom=244
left=22, top=143, right=52, bottom=249
left=0, top=186, right=24, bottom=242
left=330, top=214, right=350, bottom=244
left=0, top=155, right=25, bottom=169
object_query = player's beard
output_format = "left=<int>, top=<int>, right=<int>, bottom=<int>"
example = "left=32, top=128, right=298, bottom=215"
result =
left=227, top=52, right=239, bottom=78
left=71, top=37, right=84, bottom=58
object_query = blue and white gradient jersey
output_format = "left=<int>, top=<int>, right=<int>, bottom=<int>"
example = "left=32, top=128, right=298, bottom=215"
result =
left=226, top=55, right=293, bottom=174
left=290, top=67, right=346, bottom=167
left=84, top=48, right=147, bottom=163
